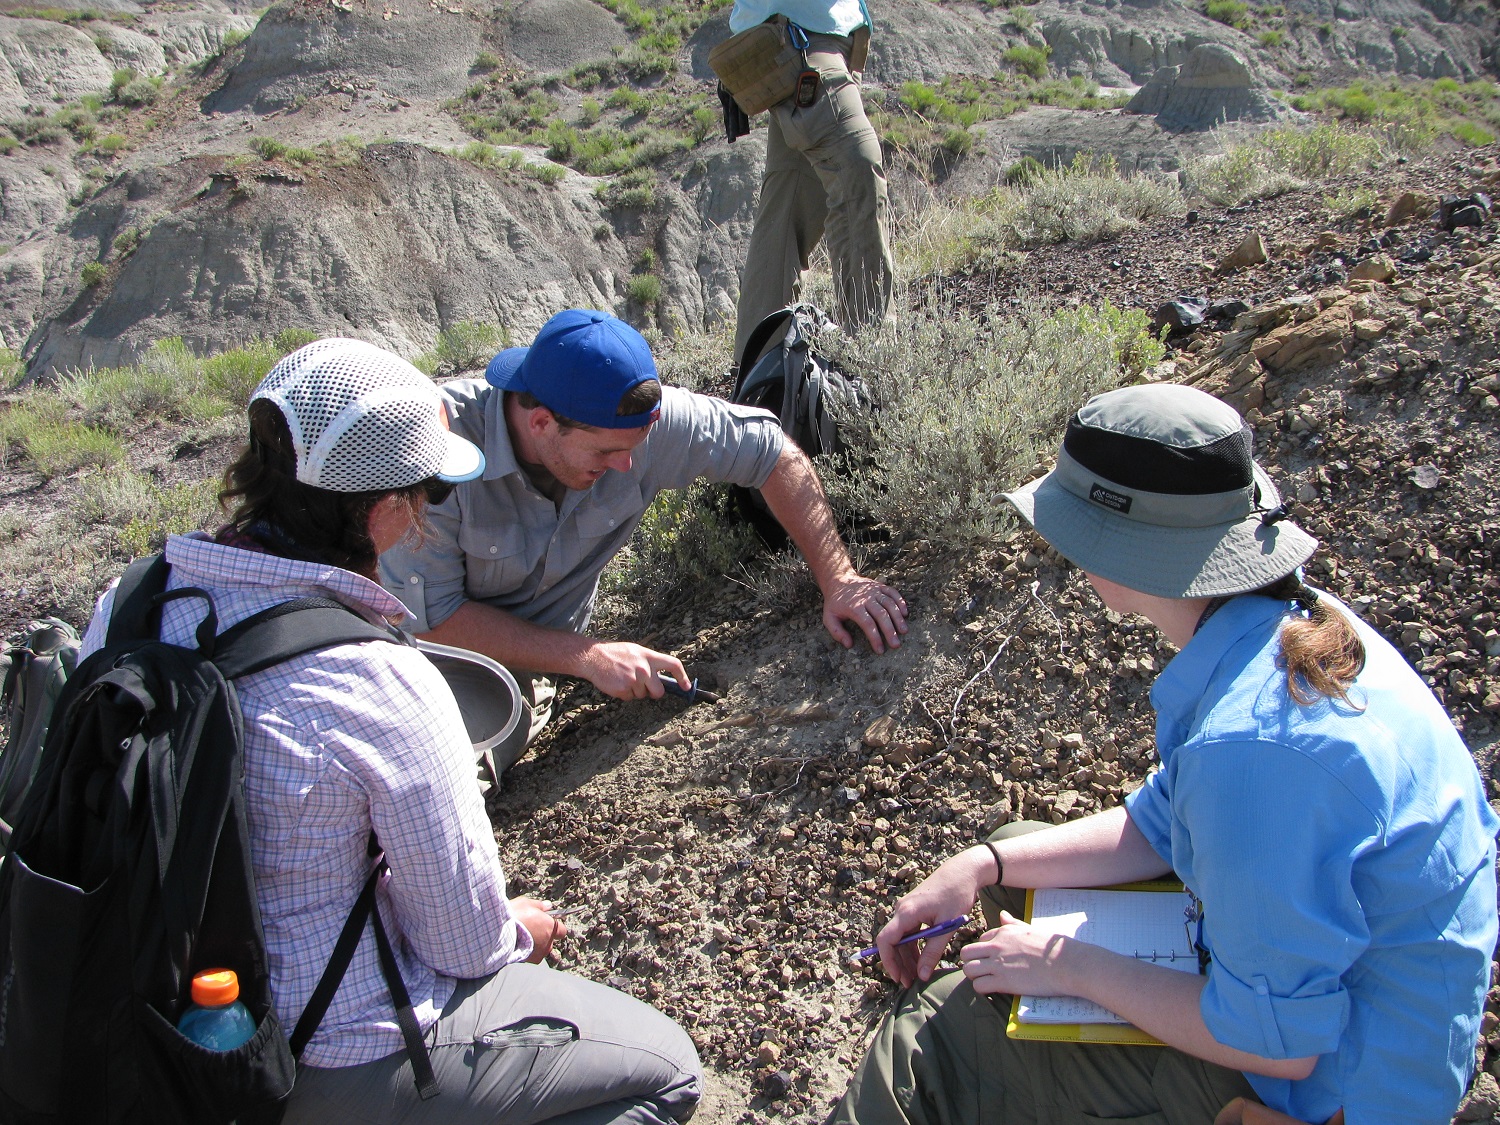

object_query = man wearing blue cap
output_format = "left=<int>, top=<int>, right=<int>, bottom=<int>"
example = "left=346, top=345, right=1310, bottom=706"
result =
left=380, top=309, right=907, bottom=776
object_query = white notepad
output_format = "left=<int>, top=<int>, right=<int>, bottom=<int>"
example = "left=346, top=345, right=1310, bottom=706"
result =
left=1015, top=886, right=1199, bottom=1026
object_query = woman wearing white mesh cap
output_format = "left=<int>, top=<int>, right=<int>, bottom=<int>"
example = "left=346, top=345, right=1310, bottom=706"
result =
left=79, top=338, right=701, bottom=1125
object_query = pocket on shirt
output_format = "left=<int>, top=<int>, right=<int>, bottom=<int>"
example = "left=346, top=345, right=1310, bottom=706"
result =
left=457, top=522, right=532, bottom=598
left=573, top=484, right=646, bottom=546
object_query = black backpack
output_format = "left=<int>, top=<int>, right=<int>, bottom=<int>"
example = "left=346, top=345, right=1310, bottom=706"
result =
left=0, top=555, right=437, bottom=1124
left=0, top=618, right=81, bottom=852
left=731, top=304, right=871, bottom=543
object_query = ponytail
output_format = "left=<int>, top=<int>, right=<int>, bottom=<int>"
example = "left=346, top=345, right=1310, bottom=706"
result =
left=1255, top=574, right=1365, bottom=706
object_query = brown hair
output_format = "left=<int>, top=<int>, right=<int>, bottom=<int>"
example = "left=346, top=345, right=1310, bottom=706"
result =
left=513, top=379, right=662, bottom=431
left=1255, top=573, right=1366, bottom=706
left=218, top=399, right=429, bottom=578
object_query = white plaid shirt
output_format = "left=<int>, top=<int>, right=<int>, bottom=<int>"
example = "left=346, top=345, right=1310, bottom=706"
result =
left=81, top=534, right=531, bottom=1067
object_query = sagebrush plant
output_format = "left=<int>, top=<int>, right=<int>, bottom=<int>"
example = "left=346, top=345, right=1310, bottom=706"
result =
left=415, top=320, right=509, bottom=376
left=0, top=505, right=123, bottom=626
left=818, top=297, right=1164, bottom=543
left=1184, top=122, right=1393, bottom=206
left=1323, top=187, right=1378, bottom=219
left=59, top=338, right=226, bottom=428
left=599, top=481, right=761, bottom=621
left=79, top=473, right=219, bottom=558
left=54, top=332, right=313, bottom=435
left=0, top=346, right=23, bottom=391
left=895, top=153, right=1183, bottom=279
left=1289, top=77, right=1498, bottom=148
left=651, top=328, right=734, bottom=394
left=0, top=399, right=123, bottom=478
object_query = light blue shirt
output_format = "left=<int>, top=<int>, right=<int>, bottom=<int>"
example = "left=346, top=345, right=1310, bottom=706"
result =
left=1126, top=594, right=1498, bottom=1125
left=728, top=0, right=870, bottom=37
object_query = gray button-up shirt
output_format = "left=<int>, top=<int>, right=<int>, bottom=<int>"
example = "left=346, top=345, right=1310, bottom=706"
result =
left=379, top=380, right=786, bottom=633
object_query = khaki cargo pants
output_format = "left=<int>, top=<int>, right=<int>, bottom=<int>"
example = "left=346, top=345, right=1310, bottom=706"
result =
left=733, top=31, right=893, bottom=358
left=829, top=823, right=1257, bottom=1125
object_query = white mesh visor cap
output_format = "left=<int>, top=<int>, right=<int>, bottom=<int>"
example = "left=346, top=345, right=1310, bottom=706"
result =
left=251, top=338, right=484, bottom=492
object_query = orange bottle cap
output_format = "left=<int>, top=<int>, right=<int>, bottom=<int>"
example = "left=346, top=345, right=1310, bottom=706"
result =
left=190, top=969, right=240, bottom=1007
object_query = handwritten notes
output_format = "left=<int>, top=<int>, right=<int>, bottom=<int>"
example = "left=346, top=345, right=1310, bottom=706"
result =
left=1016, top=887, right=1197, bottom=1025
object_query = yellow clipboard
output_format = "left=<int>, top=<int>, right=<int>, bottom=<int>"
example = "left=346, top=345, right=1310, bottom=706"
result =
left=1005, top=880, right=1190, bottom=1046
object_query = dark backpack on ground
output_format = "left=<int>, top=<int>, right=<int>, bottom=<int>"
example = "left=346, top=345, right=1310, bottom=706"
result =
left=0, top=555, right=437, bottom=1124
left=730, top=303, right=871, bottom=544
left=0, top=619, right=81, bottom=853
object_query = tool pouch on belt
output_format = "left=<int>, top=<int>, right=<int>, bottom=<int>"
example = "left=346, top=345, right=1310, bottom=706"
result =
left=708, top=16, right=803, bottom=116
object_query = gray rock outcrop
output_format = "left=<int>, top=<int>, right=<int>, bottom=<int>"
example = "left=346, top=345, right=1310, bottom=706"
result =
left=497, top=0, right=631, bottom=74
left=19, top=142, right=761, bottom=373
left=1127, top=44, right=1294, bottom=130
left=203, top=4, right=489, bottom=114
left=1, top=19, right=118, bottom=111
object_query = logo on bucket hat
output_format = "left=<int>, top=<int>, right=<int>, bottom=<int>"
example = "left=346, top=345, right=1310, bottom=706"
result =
left=1003, top=384, right=1317, bottom=599
left=485, top=309, right=662, bottom=430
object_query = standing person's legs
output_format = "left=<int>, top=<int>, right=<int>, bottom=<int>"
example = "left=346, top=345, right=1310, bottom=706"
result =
left=734, top=108, right=827, bottom=359
left=791, top=39, right=892, bottom=336
left=733, top=41, right=893, bottom=359
left=829, top=970, right=1254, bottom=1125
left=286, top=962, right=702, bottom=1125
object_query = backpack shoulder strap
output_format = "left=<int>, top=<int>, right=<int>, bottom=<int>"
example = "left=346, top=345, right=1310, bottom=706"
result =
left=105, top=553, right=171, bottom=646
left=212, top=598, right=405, bottom=682
left=735, top=306, right=796, bottom=396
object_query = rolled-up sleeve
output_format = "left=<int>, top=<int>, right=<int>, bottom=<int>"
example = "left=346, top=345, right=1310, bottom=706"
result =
left=1124, top=770, right=1174, bottom=867
left=378, top=496, right=469, bottom=632
left=1174, top=740, right=1374, bottom=1059
left=643, top=387, right=786, bottom=492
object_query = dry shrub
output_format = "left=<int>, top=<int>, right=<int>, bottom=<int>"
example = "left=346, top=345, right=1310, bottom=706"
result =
left=896, top=154, right=1183, bottom=279
left=821, top=297, right=1164, bottom=544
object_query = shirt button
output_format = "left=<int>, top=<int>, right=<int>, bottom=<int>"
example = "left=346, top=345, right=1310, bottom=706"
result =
left=489, top=546, right=499, bottom=555
left=608, top=519, right=616, bottom=528
left=1255, top=984, right=1269, bottom=996
left=408, top=576, right=420, bottom=585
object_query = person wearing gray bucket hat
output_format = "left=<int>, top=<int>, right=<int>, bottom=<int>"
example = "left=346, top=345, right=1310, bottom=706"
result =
left=1002, top=383, right=1318, bottom=599
left=77, top=338, right=703, bottom=1125
left=831, top=384, right=1497, bottom=1125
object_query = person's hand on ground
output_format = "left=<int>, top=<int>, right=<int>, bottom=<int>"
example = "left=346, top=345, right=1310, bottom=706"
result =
left=577, top=642, right=689, bottom=700
left=823, top=574, right=908, bottom=654
left=511, top=897, right=567, bottom=963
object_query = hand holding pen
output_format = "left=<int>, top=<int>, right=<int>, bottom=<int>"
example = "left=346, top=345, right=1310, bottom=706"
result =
left=852, top=917, right=969, bottom=964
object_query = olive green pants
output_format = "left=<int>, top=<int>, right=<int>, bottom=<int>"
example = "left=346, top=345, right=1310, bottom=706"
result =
left=733, top=33, right=893, bottom=359
left=830, top=824, right=1257, bottom=1125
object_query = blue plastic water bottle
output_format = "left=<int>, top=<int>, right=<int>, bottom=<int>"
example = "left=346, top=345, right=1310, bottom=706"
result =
left=177, top=969, right=257, bottom=1050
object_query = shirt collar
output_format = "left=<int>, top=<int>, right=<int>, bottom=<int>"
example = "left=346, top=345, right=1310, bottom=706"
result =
left=165, top=532, right=411, bottom=622
left=1150, top=595, right=1288, bottom=723
left=481, top=384, right=522, bottom=482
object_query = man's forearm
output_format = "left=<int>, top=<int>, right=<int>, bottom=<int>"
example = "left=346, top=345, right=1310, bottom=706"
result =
left=757, top=445, right=854, bottom=593
left=420, top=599, right=595, bottom=679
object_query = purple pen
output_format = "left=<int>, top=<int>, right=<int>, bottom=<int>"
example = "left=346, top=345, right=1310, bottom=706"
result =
left=852, top=916, right=968, bottom=961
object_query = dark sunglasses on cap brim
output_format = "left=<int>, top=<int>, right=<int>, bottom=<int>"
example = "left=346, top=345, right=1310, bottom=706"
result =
left=423, top=478, right=456, bottom=506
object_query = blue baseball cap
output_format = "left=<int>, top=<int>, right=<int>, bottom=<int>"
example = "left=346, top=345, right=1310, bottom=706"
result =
left=485, top=309, right=661, bottom=429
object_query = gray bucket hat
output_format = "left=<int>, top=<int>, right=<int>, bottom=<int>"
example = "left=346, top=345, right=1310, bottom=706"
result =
left=1003, top=384, right=1317, bottom=598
